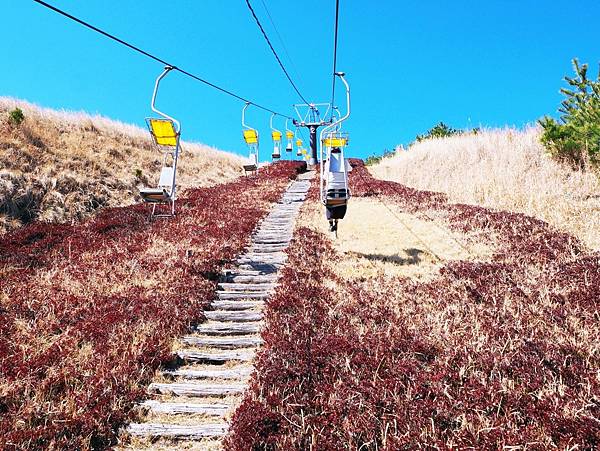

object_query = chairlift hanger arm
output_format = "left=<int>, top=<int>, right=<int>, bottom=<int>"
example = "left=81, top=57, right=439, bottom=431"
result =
left=319, top=74, right=350, bottom=146
left=270, top=113, right=281, bottom=133
left=335, top=72, right=350, bottom=123
left=285, top=119, right=295, bottom=137
left=242, top=102, right=252, bottom=130
left=151, top=66, right=180, bottom=133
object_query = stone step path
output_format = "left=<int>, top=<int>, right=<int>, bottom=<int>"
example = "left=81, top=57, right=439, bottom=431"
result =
left=122, top=172, right=312, bottom=449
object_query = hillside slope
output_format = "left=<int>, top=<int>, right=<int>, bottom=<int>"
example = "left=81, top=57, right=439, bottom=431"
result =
left=370, top=128, right=600, bottom=249
left=0, top=97, right=243, bottom=233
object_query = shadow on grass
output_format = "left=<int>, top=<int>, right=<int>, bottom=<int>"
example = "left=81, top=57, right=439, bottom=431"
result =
left=349, top=247, right=425, bottom=266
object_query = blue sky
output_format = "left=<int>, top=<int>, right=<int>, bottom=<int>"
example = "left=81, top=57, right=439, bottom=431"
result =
left=2, top=1, right=599, bottom=161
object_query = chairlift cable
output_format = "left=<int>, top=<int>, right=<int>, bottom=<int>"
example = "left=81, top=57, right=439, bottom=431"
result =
left=245, top=0, right=310, bottom=105
left=329, top=0, right=341, bottom=117
left=32, top=0, right=295, bottom=119
left=258, top=0, right=306, bottom=92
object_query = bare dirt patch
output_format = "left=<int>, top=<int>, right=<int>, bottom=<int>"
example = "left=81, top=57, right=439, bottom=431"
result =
left=301, top=198, right=494, bottom=281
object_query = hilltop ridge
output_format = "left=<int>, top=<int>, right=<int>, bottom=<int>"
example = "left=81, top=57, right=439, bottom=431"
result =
left=0, top=97, right=243, bottom=233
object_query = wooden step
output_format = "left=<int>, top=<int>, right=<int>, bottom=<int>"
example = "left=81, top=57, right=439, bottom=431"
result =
left=252, top=236, right=291, bottom=242
left=251, top=246, right=288, bottom=253
left=210, top=300, right=264, bottom=311
left=254, top=230, right=291, bottom=236
left=180, top=335, right=263, bottom=349
left=164, top=366, right=253, bottom=380
left=256, top=226, right=293, bottom=230
left=238, top=263, right=281, bottom=271
left=258, top=223, right=294, bottom=228
left=195, top=321, right=261, bottom=335
left=252, top=239, right=291, bottom=245
left=223, top=269, right=279, bottom=278
left=227, top=275, right=279, bottom=283
left=149, top=382, right=246, bottom=396
left=252, top=235, right=292, bottom=244
left=236, top=258, right=286, bottom=266
left=215, top=291, right=269, bottom=301
left=204, top=311, right=263, bottom=322
left=237, top=262, right=284, bottom=270
left=140, top=400, right=230, bottom=416
left=127, top=422, right=228, bottom=438
left=218, top=282, right=275, bottom=291
left=177, top=349, right=255, bottom=363
left=238, top=253, right=287, bottom=261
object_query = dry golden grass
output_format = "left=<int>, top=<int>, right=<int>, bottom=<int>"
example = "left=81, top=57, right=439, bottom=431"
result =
left=300, top=198, right=494, bottom=281
left=370, top=127, right=600, bottom=249
left=0, top=97, right=244, bottom=233
left=119, top=437, right=223, bottom=451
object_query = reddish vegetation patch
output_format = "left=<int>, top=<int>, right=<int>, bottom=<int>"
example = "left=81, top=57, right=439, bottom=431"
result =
left=0, top=162, right=303, bottom=450
left=228, top=228, right=599, bottom=449
left=227, top=164, right=599, bottom=449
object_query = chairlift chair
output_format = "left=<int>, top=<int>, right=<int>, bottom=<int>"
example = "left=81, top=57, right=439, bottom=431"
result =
left=140, top=66, right=181, bottom=218
left=270, top=113, right=282, bottom=160
left=296, top=136, right=303, bottom=157
left=242, top=103, right=259, bottom=175
left=320, top=72, right=352, bottom=235
left=285, top=120, right=294, bottom=153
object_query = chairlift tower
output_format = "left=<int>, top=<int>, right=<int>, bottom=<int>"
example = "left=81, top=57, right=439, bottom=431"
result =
left=292, top=103, right=333, bottom=167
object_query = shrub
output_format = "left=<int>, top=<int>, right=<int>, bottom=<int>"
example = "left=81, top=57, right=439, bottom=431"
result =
left=8, top=107, right=25, bottom=126
left=416, top=121, right=459, bottom=142
left=540, top=58, right=600, bottom=166
left=364, top=148, right=396, bottom=166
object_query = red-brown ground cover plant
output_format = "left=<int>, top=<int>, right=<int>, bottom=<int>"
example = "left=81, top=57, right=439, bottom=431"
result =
left=0, top=161, right=303, bottom=450
left=227, top=163, right=599, bottom=449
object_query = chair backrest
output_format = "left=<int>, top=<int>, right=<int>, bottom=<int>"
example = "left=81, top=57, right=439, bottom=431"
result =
left=158, top=167, right=175, bottom=190
left=271, top=130, right=282, bottom=141
left=286, top=130, right=294, bottom=140
left=147, top=118, right=179, bottom=147
left=328, top=150, right=346, bottom=173
left=243, top=129, right=259, bottom=144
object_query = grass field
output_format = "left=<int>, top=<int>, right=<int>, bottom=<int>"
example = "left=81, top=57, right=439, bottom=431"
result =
left=370, top=128, right=600, bottom=250
left=0, top=97, right=243, bottom=234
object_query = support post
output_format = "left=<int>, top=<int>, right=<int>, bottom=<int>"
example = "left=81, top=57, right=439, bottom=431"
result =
left=293, top=121, right=330, bottom=168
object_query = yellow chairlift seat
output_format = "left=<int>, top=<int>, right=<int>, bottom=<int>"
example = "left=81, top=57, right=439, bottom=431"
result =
left=286, top=130, right=294, bottom=140
left=147, top=118, right=179, bottom=147
left=271, top=130, right=282, bottom=142
left=243, top=128, right=259, bottom=145
left=323, top=137, right=348, bottom=147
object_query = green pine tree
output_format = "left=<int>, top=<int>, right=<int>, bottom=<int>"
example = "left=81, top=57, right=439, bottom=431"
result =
left=539, top=59, right=600, bottom=167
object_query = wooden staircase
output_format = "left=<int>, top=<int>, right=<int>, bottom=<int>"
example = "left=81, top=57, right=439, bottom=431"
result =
left=122, top=173, right=312, bottom=449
